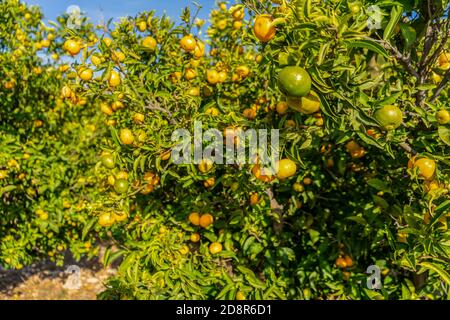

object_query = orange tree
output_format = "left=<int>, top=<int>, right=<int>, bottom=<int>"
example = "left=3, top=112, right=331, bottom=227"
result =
left=50, top=0, right=450, bottom=299
left=0, top=0, right=105, bottom=268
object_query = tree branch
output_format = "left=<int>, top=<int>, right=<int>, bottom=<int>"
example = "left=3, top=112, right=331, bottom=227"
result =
left=375, top=39, right=420, bottom=79
left=144, top=101, right=177, bottom=125
left=399, top=142, right=417, bottom=155
left=431, top=69, right=450, bottom=102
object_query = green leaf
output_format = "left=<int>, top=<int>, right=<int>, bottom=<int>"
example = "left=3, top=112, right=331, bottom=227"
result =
left=438, top=126, right=450, bottom=146
left=346, top=216, right=368, bottom=225
left=419, top=261, right=450, bottom=286
left=378, top=92, right=402, bottom=106
left=383, top=6, right=403, bottom=41
left=0, top=185, right=16, bottom=196
left=345, top=39, right=389, bottom=58
left=367, top=178, right=391, bottom=193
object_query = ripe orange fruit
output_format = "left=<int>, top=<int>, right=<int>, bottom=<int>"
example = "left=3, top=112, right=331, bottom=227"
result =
left=374, top=105, right=403, bottom=130
left=199, top=214, right=214, bottom=228
left=232, top=8, right=245, bottom=20
left=217, top=71, right=227, bottom=83
left=78, top=67, right=93, bottom=81
left=100, top=103, right=114, bottom=116
left=412, top=157, right=436, bottom=180
left=424, top=180, right=440, bottom=193
left=335, top=257, right=347, bottom=268
left=103, top=37, right=112, bottom=47
left=346, top=141, right=361, bottom=153
left=276, top=101, right=289, bottom=115
left=111, top=50, right=125, bottom=62
left=98, top=212, right=115, bottom=227
left=236, top=291, right=246, bottom=300
left=111, top=101, right=124, bottom=111
left=193, top=40, right=205, bottom=59
left=179, top=246, right=190, bottom=255
left=198, top=159, right=214, bottom=173
left=243, top=108, right=257, bottom=120
left=142, top=36, right=157, bottom=51
left=344, top=255, right=353, bottom=267
left=188, top=212, right=201, bottom=226
left=187, top=87, right=200, bottom=96
left=209, top=242, right=223, bottom=254
left=119, top=128, right=134, bottom=145
left=438, top=52, right=450, bottom=70
left=254, top=15, right=276, bottom=42
left=108, top=70, right=121, bottom=87
left=203, top=177, right=215, bottom=188
left=190, top=233, right=200, bottom=243
left=252, top=164, right=275, bottom=183
left=235, top=65, right=250, bottom=78
left=113, top=211, right=128, bottom=222
left=185, top=68, right=197, bottom=80
left=91, top=54, right=102, bottom=66
left=140, top=184, right=154, bottom=195
left=277, top=159, right=297, bottom=180
left=436, top=109, right=450, bottom=124
left=63, top=39, right=81, bottom=56
left=206, top=69, right=220, bottom=85
left=116, top=171, right=129, bottom=180
left=133, top=112, right=145, bottom=124
left=180, top=35, right=197, bottom=52
left=233, top=20, right=243, bottom=29
left=136, top=20, right=147, bottom=32
left=250, top=192, right=260, bottom=205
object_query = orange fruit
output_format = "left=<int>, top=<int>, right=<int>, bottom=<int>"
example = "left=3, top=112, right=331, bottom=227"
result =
left=119, top=128, right=134, bottom=145
left=180, top=35, right=197, bottom=52
left=190, top=233, right=201, bottom=243
left=209, top=242, right=223, bottom=254
left=254, top=15, right=276, bottom=42
left=108, top=70, right=121, bottom=87
left=412, top=157, right=436, bottom=180
left=63, top=39, right=81, bottom=56
left=98, top=212, right=115, bottom=227
left=142, top=36, right=157, bottom=51
left=199, top=213, right=214, bottom=228
left=277, top=159, right=297, bottom=180
left=188, top=212, right=201, bottom=226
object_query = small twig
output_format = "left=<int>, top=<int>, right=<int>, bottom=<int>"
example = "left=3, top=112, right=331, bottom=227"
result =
left=399, top=142, right=417, bottom=155
left=144, top=101, right=177, bottom=125
left=431, top=69, right=450, bottom=102
left=374, top=39, right=420, bottom=79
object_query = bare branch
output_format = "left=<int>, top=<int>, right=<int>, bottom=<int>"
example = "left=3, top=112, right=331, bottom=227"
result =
left=144, top=101, right=177, bottom=125
left=375, top=39, right=420, bottom=79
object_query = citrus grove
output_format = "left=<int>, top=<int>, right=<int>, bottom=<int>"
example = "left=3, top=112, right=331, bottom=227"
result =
left=1, top=0, right=449, bottom=300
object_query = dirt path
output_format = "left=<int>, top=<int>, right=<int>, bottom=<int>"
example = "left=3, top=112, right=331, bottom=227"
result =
left=0, top=254, right=116, bottom=300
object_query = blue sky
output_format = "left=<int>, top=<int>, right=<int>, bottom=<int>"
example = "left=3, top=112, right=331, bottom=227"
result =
left=23, top=0, right=217, bottom=24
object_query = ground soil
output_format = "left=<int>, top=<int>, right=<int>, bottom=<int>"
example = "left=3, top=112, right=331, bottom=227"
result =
left=0, top=253, right=116, bottom=300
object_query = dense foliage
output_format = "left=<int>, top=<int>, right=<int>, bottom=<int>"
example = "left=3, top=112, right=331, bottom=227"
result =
left=1, top=0, right=449, bottom=300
